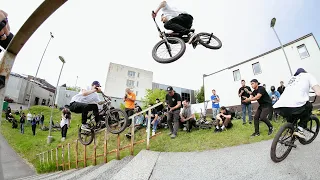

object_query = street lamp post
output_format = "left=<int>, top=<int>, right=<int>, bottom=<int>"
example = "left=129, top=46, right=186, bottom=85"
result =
left=202, top=74, right=207, bottom=116
left=75, top=76, right=78, bottom=87
left=27, top=32, right=54, bottom=110
left=47, top=56, right=66, bottom=144
left=270, top=18, right=293, bottom=76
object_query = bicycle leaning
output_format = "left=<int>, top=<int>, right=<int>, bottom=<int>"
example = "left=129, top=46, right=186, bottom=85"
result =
left=77, top=92, right=129, bottom=145
left=270, top=92, right=320, bottom=163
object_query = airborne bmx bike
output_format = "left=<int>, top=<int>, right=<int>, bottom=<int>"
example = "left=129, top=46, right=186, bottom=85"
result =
left=77, top=92, right=129, bottom=145
left=270, top=92, right=320, bottom=163
left=151, top=11, right=222, bottom=64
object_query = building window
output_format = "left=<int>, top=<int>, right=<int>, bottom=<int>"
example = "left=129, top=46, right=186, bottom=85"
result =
left=137, top=73, right=140, bottom=78
left=136, top=81, right=139, bottom=87
left=136, top=91, right=138, bottom=96
left=233, top=69, right=241, bottom=81
left=181, top=93, right=190, bottom=102
left=126, top=80, right=135, bottom=87
left=252, top=62, right=262, bottom=75
left=297, top=44, right=310, bottom=59
left=128, top=71, right=135, bottom=78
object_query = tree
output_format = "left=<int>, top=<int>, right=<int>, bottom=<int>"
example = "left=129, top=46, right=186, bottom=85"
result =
left=120, top=103, right=125, bottom=110
left=195, top=86, right=205, bottom=103
left=66, top=86, right=81, bottom=92
left=142, top=89, right=167, bottom=108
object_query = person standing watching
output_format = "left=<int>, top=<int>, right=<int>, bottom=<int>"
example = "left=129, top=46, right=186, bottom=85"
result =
left=243, top=79, right=274, bottom=137
left=211, top=89, right=220, bottom=120
left=277, top=81, right=286, bottom=95
left=238, top=80, right=253, bottom=125
left=166, top=86, right=181, bottom=139
left=124, top=88, right=136, bottom=126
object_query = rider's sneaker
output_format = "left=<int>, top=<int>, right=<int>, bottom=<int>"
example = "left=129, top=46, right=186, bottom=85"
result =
left=214, top=128, right=221, bottom=133
left=293, top=128, right=306, bottom=140
left=188, top=32, right=197, bottom=44
left=152, top=131, right=156, bottom=136
left=81, top=124, right=91, bottom=132
left=251, top=132, right=260, bottom=137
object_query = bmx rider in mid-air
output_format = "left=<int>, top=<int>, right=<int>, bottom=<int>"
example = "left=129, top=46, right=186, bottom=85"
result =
left=152, top=1, right=197, bottom=44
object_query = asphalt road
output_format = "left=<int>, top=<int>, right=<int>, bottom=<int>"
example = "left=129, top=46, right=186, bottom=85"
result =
left=0, top=134, right=35, bottom=180
left=150, top=137, right=320, bottom=180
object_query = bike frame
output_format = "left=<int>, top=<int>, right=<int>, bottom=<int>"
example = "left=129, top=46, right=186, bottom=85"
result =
left=86, top=92, right=113, bottom=127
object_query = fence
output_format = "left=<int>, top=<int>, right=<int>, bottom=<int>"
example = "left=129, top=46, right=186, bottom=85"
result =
left=36, top=102, right=164, bottom=170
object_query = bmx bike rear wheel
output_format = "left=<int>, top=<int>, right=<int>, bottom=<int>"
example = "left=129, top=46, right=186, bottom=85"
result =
left=78, top=127, right=94, bottom=145
left=152, top=37, right=186, bottom=64
left=198, top=32, right=222, bottom=49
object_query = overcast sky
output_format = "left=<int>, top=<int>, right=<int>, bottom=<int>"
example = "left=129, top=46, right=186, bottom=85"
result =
left=1, top=0, right=319, bottom=92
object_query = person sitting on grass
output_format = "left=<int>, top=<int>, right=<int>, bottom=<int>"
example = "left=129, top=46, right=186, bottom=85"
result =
left=145, top=104, right=160, bottom=136
left=180, top=99, right=197, bottom=132
left=214, top=106, right=233, bottom=133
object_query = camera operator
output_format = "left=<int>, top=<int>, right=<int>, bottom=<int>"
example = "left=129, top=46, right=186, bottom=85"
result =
left=124, top=88, right=136, bottom=126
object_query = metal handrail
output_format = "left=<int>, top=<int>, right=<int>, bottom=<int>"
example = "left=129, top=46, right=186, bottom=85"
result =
left=127, top=102, right=164, bottom=119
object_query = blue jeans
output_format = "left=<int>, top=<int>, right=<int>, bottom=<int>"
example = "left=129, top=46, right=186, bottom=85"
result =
left=20, top=123, right=24, bottom=134
left=145, top=118, right=159, bottom=132
left=242, top=103, right=252, bottom=123
left=212, top=108, right=220, bottom=119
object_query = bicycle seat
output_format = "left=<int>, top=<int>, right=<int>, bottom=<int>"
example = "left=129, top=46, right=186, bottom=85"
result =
left=190, top=29, right=195, bottom=33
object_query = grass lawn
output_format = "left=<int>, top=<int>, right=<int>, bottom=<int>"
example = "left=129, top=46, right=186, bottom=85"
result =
left=0, top=105, right=295, bottom=173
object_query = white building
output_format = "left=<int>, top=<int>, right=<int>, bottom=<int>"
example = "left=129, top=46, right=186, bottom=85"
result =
left=204, top=33, right=320, bottom=108
left=5, top=72, right=55, bottom=106
left=104, top=62, right=153, bottom=100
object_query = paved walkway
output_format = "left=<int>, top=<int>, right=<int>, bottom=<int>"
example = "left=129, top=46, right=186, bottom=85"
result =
left=149, top=137, right=320, bottom=180
left=0, top=134, right=35, bottom=180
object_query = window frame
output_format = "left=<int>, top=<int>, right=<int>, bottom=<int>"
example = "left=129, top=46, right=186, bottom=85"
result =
left=232, top=69, right=241, bottom=82
left=252, top=62, right=262, bottom=75
left=297, top=44, right=310, bottom=59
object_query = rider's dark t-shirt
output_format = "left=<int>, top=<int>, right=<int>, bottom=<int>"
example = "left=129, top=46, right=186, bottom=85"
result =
left=166, top=93, right=181, bottom=110
left=252, top=86, right=272, bottom=107
left=239, top=86, right=252, bottom=105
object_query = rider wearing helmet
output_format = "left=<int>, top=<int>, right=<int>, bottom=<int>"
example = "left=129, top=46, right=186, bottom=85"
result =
left=273, top=68, right=320, bottom=139
left=152, top=1, right=197, bottom=44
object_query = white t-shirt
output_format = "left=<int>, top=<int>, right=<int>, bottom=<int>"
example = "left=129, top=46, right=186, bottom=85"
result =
left=60, top=117, right=70, bottom=128
left=70, top=86, right=100, bottom=104
left=180, top=106, right=196, bottom=116
left=27, top=113, right=32, bottom=121
left=162, top=2, right=185, bottom=21
left=273, top=73, right=318, bottom=108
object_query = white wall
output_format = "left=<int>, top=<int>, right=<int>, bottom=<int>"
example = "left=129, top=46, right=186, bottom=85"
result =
left=104, top=63, right=153, bottom=100
left=204, top=34, right=320, bottom=107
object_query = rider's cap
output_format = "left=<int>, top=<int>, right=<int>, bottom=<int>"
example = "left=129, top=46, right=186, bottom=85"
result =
left=92, top=81, right=101, bottom=87
left=167, top=86, right=173, bottom=91
left=294, top=68, right=307, bottom=76
left=250, top=79, right=261, bottom=85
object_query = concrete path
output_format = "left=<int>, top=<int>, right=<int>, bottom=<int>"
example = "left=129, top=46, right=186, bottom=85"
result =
left=148, top=137, right=320, bottom=180
left=0, top=134, right=35, bottom=180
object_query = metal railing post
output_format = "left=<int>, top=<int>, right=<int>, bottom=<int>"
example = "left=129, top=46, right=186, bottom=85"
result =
left=147, top=109, right=151, bottom=150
